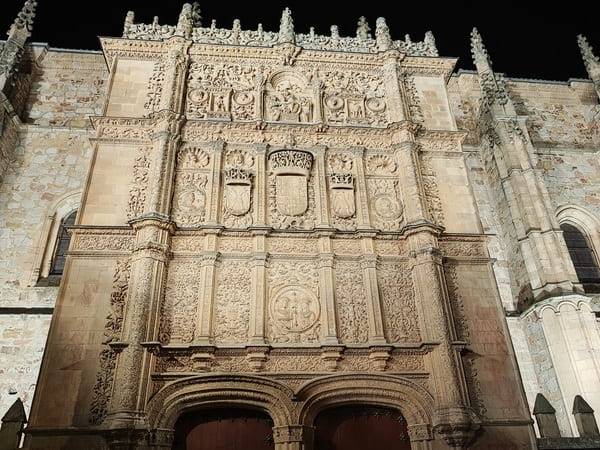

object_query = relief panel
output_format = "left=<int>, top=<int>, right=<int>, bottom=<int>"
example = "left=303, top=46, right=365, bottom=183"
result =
left=214, top=259, right=251, bottom=344
left=222, top=148, right=255, bottom=228
left=267, top=260, right=320, bottom=344
left=320, top=69, right=388, bottom=127
left=186, top=62, right=260, bottom=120
left=264, top=70, right=315, bottom=123
left=171, top=146, right=210, bottom=227
left=377, top=262, right=420, bottom=343
left=335, top=261, right=369, bottom=344
left=327, top=151, right=357, bottom=230
left=159, top=260, right=200, bottom=343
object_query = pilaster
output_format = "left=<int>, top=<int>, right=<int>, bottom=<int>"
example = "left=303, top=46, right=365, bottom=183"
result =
left=249, top=232, right=268, bottom=344
left=380, top=50, right=407, bottom=122
left=317, top=235, right=338, bottom=344
left=193, top=232, right=220, bottom=345
left=313, top=145, right=331, bottom=228
left=350, top=146, right=372, bottom=229
left=359, top=237, right=386, bottom=344
left=254, top=143, right=270, bottom=226
left=205, top=140, right=225, bottom=225
left=273, top=425, right=312, bottom=450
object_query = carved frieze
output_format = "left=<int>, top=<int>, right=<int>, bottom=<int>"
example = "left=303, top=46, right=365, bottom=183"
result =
left=335, top=261, right=368, bottom=344
left=214, top=259, right=251, bottom=344
left=171, top=146, right=211, bottom=227
left=377, top=262, right=420, bottom=343
left=267, top=261, right=320, bottom=344
left=268, top=237, right=319, bottom=254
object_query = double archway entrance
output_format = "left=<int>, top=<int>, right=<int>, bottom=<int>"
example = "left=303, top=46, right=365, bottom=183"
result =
left=172, top=406, right=412, bottom=450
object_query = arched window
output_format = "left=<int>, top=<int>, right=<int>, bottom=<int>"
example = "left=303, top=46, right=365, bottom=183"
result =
left=49, top=210, right=77, bottom=276
left=36, top=209, right=77, bottom=286
left=560, top=223, right=600, bottom=290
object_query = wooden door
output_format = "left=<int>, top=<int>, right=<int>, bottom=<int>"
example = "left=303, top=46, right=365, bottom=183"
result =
left=173, top=409, right=274, bottom=450
left=313, top=406, right=411, bottom=450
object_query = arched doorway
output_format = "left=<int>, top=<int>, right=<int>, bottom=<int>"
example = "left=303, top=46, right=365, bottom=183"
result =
left=313, top=405, right=411, bottom=450
left=172, top=408, right=274, bottom=450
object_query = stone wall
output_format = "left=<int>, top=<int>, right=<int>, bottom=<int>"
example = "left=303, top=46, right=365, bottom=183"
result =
left=0, top=47, right=106, bottom=418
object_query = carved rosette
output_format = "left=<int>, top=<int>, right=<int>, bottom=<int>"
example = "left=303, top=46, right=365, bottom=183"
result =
left=320, top=69, right=388, bottom=127
left=186, top=62, right=259, bottom=121
left=366, top=154, right=404, bottom=230
left=171, top=146, right=210, bottom=227
left=268, top=149, right=315, bottom=229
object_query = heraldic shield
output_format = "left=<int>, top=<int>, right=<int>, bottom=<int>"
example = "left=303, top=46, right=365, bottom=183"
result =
left=269, top=149, right=314, bottom=217
left=329, top=173, right=355, bottom=219
left=224, top=168, right=252, bottom=216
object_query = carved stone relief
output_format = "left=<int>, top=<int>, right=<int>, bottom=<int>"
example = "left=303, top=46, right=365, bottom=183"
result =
left=265, top=71, right=314, bottom=123
left=367, top=178, right=404, bottom=230
left=186, top=63, right=260, bottom=120
left=420, top=155, right=445, bottom=226
left=267, top=261, right=320, bottom=343
left=214, top=259, right=251, bottom=344
left=377, top=262, right=420, bottom=343
left=127, top=146, right=152, bottom=220
left=335, top=261, right=368, bottom=344
left=268, top=150, right=315, bottom=229
left=159, top=261, right=200, bottom=343
left=222, top=149, right=254, bottom=228
left=320, top=69, right=388, bottom=127
left=90, top=259, right=131, bottom=424
left=327, top=152, right=357, bottom=230
left=171, top=146, right=210, bottom=227
left=145, top=60, right=166, bottom=115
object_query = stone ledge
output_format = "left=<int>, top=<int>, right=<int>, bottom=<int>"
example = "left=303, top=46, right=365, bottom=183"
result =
left=538, top=437, right=600, bottom=449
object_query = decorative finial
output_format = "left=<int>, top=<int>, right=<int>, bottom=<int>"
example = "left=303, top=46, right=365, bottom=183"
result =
left=176, top=3, right=194, bottom=38
left=424, top=31, right=438, bottom=56
left=123, top=11, right=135, bottom=38
left=191, top=2, right=202, bottom=27
left=356, top=17, right=370, bottom=40
left=278, top=7, right=295, bottom=44
left=330, top=25, right=339, bottom=40
left=375, top=17, right=392, bottom=51
left=578, top=35, right=600, bottom=77
left=8, top=0, right=37, bottom=36
left=470, top=27, right=491, bottom=69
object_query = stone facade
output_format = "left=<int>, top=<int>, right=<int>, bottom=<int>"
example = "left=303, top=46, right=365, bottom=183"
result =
left=0, top=2, right=599, bottom=449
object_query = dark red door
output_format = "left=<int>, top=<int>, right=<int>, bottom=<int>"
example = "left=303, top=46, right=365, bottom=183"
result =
left=313, top=406, right=411, bottom=450
left=173, top=409, right=274, bottom=450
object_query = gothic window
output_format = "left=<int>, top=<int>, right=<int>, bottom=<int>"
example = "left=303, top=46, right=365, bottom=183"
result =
left=49, top=210, right=77, bottom=276
left=561, top=223, right=600, bottom=288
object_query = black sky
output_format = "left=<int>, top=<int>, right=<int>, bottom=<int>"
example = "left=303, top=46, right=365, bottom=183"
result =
left=2, top=0, right=599, bottom=82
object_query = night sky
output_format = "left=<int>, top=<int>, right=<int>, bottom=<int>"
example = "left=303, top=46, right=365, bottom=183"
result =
left=1, top=0, right=599, bottom=82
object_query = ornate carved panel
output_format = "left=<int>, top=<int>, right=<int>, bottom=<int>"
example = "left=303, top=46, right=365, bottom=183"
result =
left=320, top=69, right=388, bottom=127
left=367, top=178, right=404, bottom=230
left=159, top=260, right=200, bottom=343
left=127, top=146, right=152, bottom=220
left=264, top=70, right=315, bottom=123
left=420, top=155, right=445, bottom=227
left=335, top=261, right=368, bottom=344
left=327, top=151, right=357, bottom=230
left=222, top=148, right=255, bottom=228
left=171, top=146, right=210, bottom=227
left=268, top=150, right=316, bottom=229
left=267, top=260, right=320, bottom=343
left=214, top=259, right=251, bottom=344
left=186, top=63, right=260, bottom=120
left=377, top=262, right=420, bottom=343
left=90, top=259, right=131, bottom=424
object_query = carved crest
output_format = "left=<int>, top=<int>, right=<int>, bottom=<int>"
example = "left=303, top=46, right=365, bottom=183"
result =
left=269, top=149, right=313, bottom=217
left=329, top=173, right=355, bottom=219
left=223, top=168, right=252, bottom=216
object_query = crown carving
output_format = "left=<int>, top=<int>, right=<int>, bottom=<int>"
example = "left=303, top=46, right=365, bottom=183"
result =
left=268, top=149, right=313, bottom=177
left=329, top=173, right=354, bottom=188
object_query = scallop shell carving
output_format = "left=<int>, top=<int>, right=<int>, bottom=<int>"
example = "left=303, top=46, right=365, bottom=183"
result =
left=367, top=154, right=396, bottom=175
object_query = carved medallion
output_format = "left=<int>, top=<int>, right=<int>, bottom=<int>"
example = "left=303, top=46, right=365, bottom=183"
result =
left=269, top=149, right=313, bottom=218
left=265, top=71, right=314, bottom=123
left=270, top=285, right=320, bottom=343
